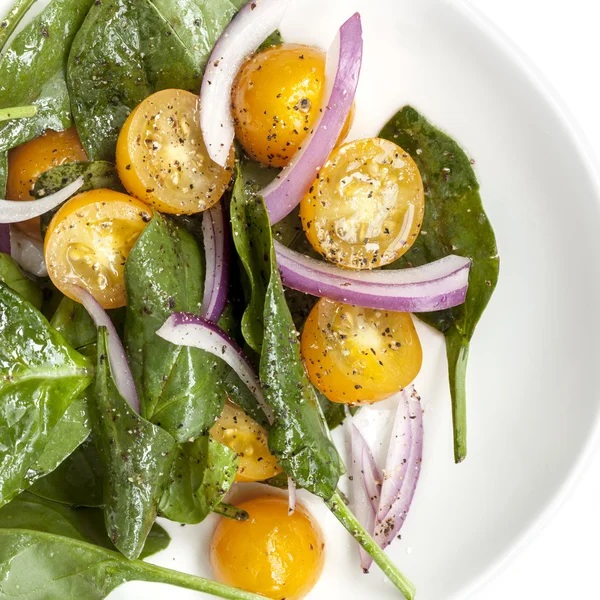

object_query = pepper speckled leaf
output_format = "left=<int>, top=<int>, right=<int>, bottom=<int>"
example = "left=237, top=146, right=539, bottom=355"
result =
left=0, top=0, right=95, bottom=153
left=92, top=327, right=175, bottom=560
left=230, top=170, right=343, bottom=499
left=125, top=213, right=228, bottom=442
left=380, top=106, right=499, bottom=463
left=0, top=283, right=94, bottom=507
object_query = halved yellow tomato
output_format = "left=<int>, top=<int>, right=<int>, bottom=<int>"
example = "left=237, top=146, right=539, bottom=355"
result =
left=116, top=89, right=234, bottom=214
left=6, top=127, right=88, bottom=239
left=300, top=138, right=425, bottom=270
left=232, top=43, right=353, bottom=168
left=44, top=189, right=152, bottom=309
left=210, top=402, right=281, bottom=483
left=301, top=298, right=423, bottom=404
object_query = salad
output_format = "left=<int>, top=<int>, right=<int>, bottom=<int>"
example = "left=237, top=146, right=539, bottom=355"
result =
left=0, top=0, right=499, bottom=599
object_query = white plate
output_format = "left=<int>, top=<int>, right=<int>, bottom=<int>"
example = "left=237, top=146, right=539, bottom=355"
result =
left=4, top=0, right=600, bottom=598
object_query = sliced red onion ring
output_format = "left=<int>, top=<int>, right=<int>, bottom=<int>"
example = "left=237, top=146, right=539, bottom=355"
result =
left=200, top=0, right=292, bottom=167
left=374, top=387, right=423, bottom=550
left=10, top=227, right=47, bottom=277
left=274, top=241, right=470, bottom=312
left=65, top=284, right=140, bottom=413
left=0, top=224, right=10, bottom=255
left=287, top=477, right=297, bottom=516
left=263, top=13, right=363, bottom=224
left=376, top=390, right=413, bottom=523
left=351, top=423, right=378, bottom=572
left=201, top=203, right=229, bottom=323
left=0, top=176, right=84, bottom=223
left=156, top=312, right=274, bottom=424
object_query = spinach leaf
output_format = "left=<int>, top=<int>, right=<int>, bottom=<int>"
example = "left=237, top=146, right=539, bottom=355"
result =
left=159, top=436, right=237, bottom=524
left=50, top=296, right=97, bottom=350
left=224, top=369, right=270, bottom=429
left=380, top=106, right=499, bottom=463
left=149, top=0, right=237, bottom=72
left=0, top=283, right=94, bottom=507
left=0, top=253, right=42, bottom=308
left=92, top=327, right=175, bottom=560
left=0, top=0, right=95, bottom=153
left=125, top=213, right=227, bottom=442
left=29, top=430, right=103, bottom=508
left=0, top=151, right=7, bottom=195
left=0, top=492, right=170, bottom=559
left=230, top=173, right=343, bottom=499
left=0, top=494, right=264, bottom=600
left=34, top=160, right=125, bottom=237
left=67, top=0, right=201, bottom=161
left=0, top=1, right=37, bottom=52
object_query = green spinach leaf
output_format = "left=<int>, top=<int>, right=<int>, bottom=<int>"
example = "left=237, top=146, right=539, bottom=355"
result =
left=125, top=213, right=227, bottom=442
left=0, top=0, right=37, bottom=52
left=0, top=253, right=42, bottom=308
left=0, top=151, right=7, bottom=195
left=50, top=296, right=97, bottom=350
left=380, top=106, right=499, bottom=463
left=0, top=0, right=95, bottom=153
left=0, top=283, right=94, bottom=507
left=0, top=494, right=263, bottom=600
left=230, top=173, right=343, bottom=499
left=67, top=0, right=201, bottom=161
left=29, top=427, right=103, bottom=508
left=92, top=327, right=175, bottom=560
left=159, top=436, right=237, bottom=524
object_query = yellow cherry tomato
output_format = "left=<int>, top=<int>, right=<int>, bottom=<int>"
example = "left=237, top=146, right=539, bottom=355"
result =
left=300, top=138, right=425, bottom=270
left=210, top=402, right=282, bottom=483
left=116, top=89, right=234, bottom=215
left=211, top=495, right=325, bottom=600
left=6, top=127, right=88, bottom=239
left=44, top=189, right=152, bottom=309
left=232, top=43, right=353, bottom=168
left=301, top=298, right=422, bottom=405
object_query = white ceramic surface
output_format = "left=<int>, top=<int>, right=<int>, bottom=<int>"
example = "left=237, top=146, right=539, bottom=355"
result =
left=3, top=0, right=599, bottom=598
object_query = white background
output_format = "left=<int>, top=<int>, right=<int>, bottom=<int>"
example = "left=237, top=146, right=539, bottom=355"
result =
left=470, top=1, right=600, bottom=598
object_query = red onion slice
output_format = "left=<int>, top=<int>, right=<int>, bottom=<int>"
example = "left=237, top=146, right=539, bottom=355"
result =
left=351, top=423, right=378, bottom=572
left=0, top=177, right=84, bottom=223
left=0, top=224, right=10, bottom=255
left=376, top=389, right=413, bottom=524
left=201, top=202, right=229, bottom=323
left=263, top=13, right=363, bottom=224
left=156, top=312, right=274, bottom=424
left=65, top=284, right=140, bottom=413
left=274, top=241, right=470, bottom=313
left=200, top=0, right=292, bottom=167
left=10, top=227, right=47, bottom=277
left=287, top=477, right=297, bottom=515
left=374, top=387, right=423, bottom=550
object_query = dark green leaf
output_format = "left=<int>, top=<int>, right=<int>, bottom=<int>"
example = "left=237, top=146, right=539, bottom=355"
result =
left=67, top=0, right=201, bottom=161
left=0, top=0, right=37, bottom=53
left=125, top=213, right=227, bottom=442
left=50, top=296, right=97, bottom=350
left=0, top=494, right=263, bottom=600
left=29, top=430, right=104, bottom=508
left=0, top=0, right=96, bottom=152
left=0, top=151, right=7, bottom=196
left=230, top=172, right=343, bottom=499
left=0, top=253, right=42, bottom=308
left=380, top=106, right=499, bottom=462
left=148, top=0, right=237, bottom=72
left=93, top=327, right=175, bottom=560
left=159, top=436, right=237, bottom=524
left=0, top=283, right=94, bottom=507
left=223, top=368, right=270, bottom=429
left=34, top=161, right=125, bottom=238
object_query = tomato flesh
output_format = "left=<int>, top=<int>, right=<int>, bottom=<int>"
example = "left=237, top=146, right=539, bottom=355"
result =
left=211, top=495, right=325, bottom=600
left=210, top=402, right=282, bottom=483
left=232, top=43, right=353, bottom=168
left=300, top=138, right=425, bottom=269
left=44, top=189, right=152, bottom=309
left=301, top=298, right=423, bottom=404
left=6, top=127, right=88, bottom=239
left=116, top=89, right=234, bottom=214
